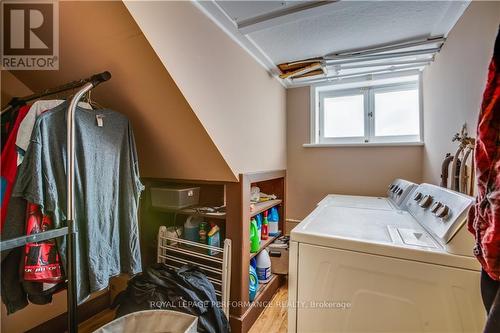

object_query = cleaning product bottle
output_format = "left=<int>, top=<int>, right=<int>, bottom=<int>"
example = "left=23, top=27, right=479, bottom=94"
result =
left=255, top=213, right=263, bottom=241
left=261, top=211, right=269, bottom=240
left=199, top=222, right=207, bottom=244
left=268, top=207, right=280, bottom=236
left=256, top=249, right=272, bottom=283
left=249, top=265, right=259, bottom=301
left=184, top=215, right=202, bottom=243
left=250, top=218, right=260, bottom=253
left=250, top=257, right=257, bottom=270
left=207, top=224, right=220, bottom=256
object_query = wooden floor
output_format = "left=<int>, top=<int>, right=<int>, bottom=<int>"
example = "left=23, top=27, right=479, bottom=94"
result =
left=249, top=283, right=288, bottom=333
left=79, top=284, right=289, bottom=333
left=79, top=309, right=115, bottom=333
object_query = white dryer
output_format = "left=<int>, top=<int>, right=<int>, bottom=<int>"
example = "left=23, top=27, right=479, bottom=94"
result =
left=317, top=178, right=417, bottom=210
left=288, top=183, right=484, bottom=333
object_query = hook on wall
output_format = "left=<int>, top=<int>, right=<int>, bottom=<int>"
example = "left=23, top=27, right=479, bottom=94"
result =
left=452, top=123, right=475, bottom=147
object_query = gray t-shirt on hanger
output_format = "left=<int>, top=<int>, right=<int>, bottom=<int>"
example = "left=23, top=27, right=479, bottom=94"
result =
left=12, top=102, right=144, bottom=303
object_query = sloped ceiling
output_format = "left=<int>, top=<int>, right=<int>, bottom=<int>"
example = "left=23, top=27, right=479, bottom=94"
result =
left=222, top=0, right=469, bottom=64
left=124, top=1, right=287, bottom=175
left=198, top=0, right=470, bottom=85
left=5, top=1, right=237, bottom=182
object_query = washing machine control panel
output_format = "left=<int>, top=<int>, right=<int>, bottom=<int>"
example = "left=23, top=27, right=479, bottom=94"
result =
left=406, top=183, right=473, bottom=244
left=387, top=179, right=417, bottom=208
left=418, top=195, right=433, bottom=208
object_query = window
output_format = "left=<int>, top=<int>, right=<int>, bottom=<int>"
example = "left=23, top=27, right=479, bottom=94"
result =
left=315, top=81, right=421, bottom=145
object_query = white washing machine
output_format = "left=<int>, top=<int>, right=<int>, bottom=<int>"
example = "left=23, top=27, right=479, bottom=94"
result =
left=317, top=179, right=417, bottom=211
left=288, top=183, right=484, bottom=333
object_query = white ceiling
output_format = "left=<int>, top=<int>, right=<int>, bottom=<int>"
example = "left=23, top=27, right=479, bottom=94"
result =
left=196, top=0, right=470, bottom=86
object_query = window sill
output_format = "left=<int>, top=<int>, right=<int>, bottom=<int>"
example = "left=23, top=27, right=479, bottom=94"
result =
left=303, top=142, right=425, bottom=148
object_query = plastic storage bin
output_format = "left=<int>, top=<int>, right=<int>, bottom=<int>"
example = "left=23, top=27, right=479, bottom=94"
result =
left=150, top=186, right=200, bottom=210
left=93, top=310, right=198, bottom=333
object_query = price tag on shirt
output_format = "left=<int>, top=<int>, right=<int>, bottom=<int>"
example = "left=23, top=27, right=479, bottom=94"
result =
left=96, top=114, right=104, bottom=127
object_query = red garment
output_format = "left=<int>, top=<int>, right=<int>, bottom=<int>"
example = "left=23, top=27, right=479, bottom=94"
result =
left=468, top=30, right=500, bottom=281
left=0, top=105, right=30, bottom=231
left=23, top=203, right=63, bottom=282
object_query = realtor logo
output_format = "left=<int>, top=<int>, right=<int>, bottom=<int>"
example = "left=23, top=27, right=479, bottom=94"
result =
left=1, top=1, right=59, bottom=70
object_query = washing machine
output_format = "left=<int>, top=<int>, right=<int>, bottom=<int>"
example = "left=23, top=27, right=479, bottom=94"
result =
left=317, top=178, right=417, bottom=210
left=288, top=183, right=484, bottom=333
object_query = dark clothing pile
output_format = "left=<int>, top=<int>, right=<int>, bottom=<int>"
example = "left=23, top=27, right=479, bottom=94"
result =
left=113, top=264, right=230, bottom=333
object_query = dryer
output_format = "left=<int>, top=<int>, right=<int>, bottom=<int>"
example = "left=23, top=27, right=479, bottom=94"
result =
left=288, top=183, right=484, bottom=333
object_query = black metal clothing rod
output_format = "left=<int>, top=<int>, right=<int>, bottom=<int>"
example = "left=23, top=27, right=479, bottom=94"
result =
left=0, top=227, right=69, bottom=252
left=0, top=71, right=111, bottom=115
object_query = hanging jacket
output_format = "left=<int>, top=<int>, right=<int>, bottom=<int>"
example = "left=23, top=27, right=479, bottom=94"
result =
left=1, top=105, right=30, bottom=231
left=1, top=102, right=66, bottom=313
left=0, top=99, right=24, bottom=154
left=113, top=264, right=230, bottom=333
left=468, top=27, right=500, bottom=281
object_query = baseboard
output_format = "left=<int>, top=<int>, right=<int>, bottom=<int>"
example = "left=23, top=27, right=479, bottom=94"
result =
left=25, top=291, right=111, bottom=333
left=285, top=218, right=301, bottom=235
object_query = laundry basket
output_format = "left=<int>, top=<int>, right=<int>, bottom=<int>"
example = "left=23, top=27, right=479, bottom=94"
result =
left=93, top=310, right=198, bottom=333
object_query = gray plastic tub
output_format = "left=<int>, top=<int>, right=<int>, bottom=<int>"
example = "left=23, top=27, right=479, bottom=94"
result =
left=150, top=186, right=200, bottom=210
left=93, top=310, right=198, bottom=333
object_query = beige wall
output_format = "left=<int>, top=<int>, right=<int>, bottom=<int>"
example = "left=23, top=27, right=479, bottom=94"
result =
left=124, top=1, right=287, bottom=175
left=1, top=71, right=32, bottom=105
left=286, top=86, right=423, bottom=220
left=8, top=1, right=236, bottom=182
left=422, top=1, right=500, bottom=184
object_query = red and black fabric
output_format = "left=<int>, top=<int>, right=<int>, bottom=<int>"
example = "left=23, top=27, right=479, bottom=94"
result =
left=23, top=203, right=64, bottom=282
left=1, top=105, right=30, bottom=232
left=468, top=27, right=500, bottom=281
left=1, top=98, right=25, bottom=153
left=1, top=109, right=18, bottom=152
left=468, top=27, right=500, bottom=333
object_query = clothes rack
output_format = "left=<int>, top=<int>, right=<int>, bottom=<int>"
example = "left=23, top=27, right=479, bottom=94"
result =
left=0, top=72, right=111, bottom=116
left=0, top=71, right=111, bottom=333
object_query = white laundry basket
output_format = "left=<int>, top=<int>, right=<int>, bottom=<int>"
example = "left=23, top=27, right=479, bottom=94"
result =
left=93, top=310, right=198, bottom=333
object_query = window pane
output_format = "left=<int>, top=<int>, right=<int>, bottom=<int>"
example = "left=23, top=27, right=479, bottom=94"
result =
left=323, top=94, right=364, bottom=138
left=374, top=89, right=419, bottom=137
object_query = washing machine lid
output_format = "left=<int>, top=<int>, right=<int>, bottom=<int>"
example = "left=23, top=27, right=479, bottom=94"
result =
left=291, top=205, right=479, bottom=270
left=293, top=205, right=422, bottom=244
left=316, top=180, right=417, bottom=210
left=317, top=195, right=394, bottom=210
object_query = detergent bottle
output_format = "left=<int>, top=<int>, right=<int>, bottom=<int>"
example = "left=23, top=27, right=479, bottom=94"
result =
left=249, top=265, right=259, bottom=301
left=255, top=213, right=263, bottom=241
left=250, top=257, right=257, bottom=270
left=250, top=218, right=260, bottom=253
left=268, top=207, right=280, bottom=236
left=207, top=224, right=220, bottom=256
left=184, top=215, right=202, bottom=243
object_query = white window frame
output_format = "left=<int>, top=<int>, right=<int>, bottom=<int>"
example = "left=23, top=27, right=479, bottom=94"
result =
left=311, top=78, right=423, bottom=147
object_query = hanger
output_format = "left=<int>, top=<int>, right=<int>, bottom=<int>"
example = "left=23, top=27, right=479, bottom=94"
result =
left=83, top=90, right=105, bottom=110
